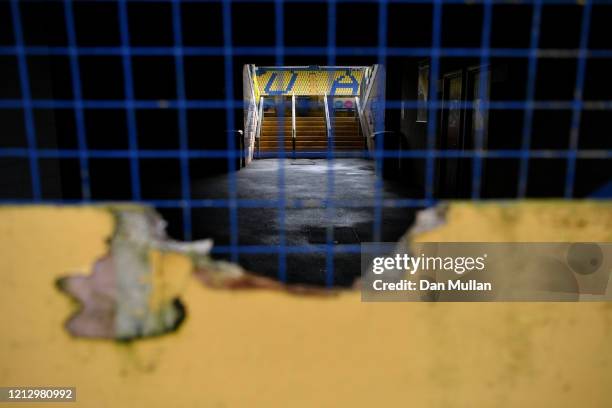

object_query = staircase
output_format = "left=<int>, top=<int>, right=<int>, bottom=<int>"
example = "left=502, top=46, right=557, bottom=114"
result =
left=259, top=113, right=364, bottom=154
left=332, top=116, right=363, bottom=151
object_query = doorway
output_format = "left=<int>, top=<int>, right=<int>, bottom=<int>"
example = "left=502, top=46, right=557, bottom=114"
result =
left=437, top=66, right=490, bottom=198
left=438, top=70, right=464, bottom=197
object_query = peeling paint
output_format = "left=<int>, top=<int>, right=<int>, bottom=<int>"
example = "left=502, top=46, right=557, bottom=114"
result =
left=57, top=206, right=333, bottom=340
left=57, top=207, right=209, bottom=340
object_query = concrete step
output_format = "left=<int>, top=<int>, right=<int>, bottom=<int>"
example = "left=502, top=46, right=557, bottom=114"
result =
left=260, top=148, right=364, bottom=153
left=261, top=137, right=359, bottom=141
left=260, top=142, right=363, bottom=146
left=261, top=135, right=360, bottom=140
left=263, top=120, right=327, bottom=124
left=261, top=131, right=325, bottom=135
left=262, top=120, right=355, bottom=126
left=260, top=140, right=362, bottom=145
left=262, top=130, right=327, bottom=135
left=262, top=128, right=359, bottom=132
left=262, top=116, right=325, bottom=121
left=262, top=126, right=327, bottom=130
left=261, top=129, right=356, bottom=134
left=259, top=140, right=364, bottom=146
left=262, top=121, right=326, bottom=124
left=262, top=122, right=326, bottom=126
left=295, top=118, right=350, bottom=122
left=260, top=144, right=363, bottom=148
left=263, top=117, right=326, bottom=121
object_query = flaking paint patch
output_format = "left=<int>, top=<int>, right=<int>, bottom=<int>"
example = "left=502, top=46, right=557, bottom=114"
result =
left=57, top=206, right=335, bottom=340
left=57, top=207, right=206, bottom=340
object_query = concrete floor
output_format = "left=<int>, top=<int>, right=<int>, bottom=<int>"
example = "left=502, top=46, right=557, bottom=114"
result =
left=190, top=158, right=420, bottom=286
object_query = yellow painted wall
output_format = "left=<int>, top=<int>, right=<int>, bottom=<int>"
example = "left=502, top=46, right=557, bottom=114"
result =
left=1, top=205, right=612, bottom=407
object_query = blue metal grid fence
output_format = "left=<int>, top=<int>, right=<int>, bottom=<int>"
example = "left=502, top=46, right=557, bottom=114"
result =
left=1, top=0, right=611, bottom=286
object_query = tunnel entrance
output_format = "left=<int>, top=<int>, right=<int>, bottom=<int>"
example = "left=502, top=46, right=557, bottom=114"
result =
left=243, top=65, right=386, bottom=160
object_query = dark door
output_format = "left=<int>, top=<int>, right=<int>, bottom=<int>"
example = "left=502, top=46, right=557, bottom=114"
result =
left=465, top=67, right=490, bottom=151
left=438, top=71, right=463, bottom=197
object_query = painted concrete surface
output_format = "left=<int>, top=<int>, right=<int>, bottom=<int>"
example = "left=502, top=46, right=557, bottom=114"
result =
left=191, top=158, right=420, bottom=285
left=1, top=203, right=612, bottom=407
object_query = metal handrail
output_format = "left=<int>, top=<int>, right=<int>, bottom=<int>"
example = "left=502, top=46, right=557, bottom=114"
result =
left=323, top=93, right=331, bottom=140
left=354, top=96, right=370, bottom=140
left=256, top=96, right=264, bottom=140
left=358, top=64, right=383, bottom=152
left=361, top=64, right=378, bottom=109
left=291, top=93, right=296, bottom=157
left=359, top=65, right=379, bottom=132
left=255, top=96, right=264, bottom=158
left=243, top=65, right=259, bottom=163
left=246, top=65, right=259, bottom=124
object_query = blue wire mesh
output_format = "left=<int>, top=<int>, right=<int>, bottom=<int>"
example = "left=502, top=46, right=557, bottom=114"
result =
left=1, top=0, right=611, bottom=287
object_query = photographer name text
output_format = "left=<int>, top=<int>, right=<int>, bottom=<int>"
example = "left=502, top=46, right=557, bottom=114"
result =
left=371, top=254, right=492, bottom=292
